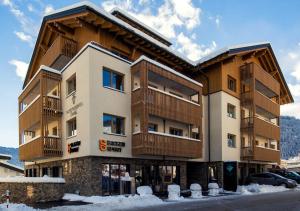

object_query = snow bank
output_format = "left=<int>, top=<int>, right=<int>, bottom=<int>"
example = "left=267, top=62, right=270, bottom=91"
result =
left=208, top=183, right=219, bottom=196
left=137, top=186, right=153, bottom=196
left=62, top=193, right=163, bottom=210
left=0, top=203, right=35, bottom=211
left=237, top=184, right=288, bottom=195
left=0, top=175, right=65, bottom=183
left=190, top=183, right=202, bottom=199
left=167, top=185, right=183, bottom=201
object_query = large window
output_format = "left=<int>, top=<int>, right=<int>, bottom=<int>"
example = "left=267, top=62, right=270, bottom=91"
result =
left=67, top=117, right=77, bottom=137
left=67, top=74, right=76, bottom=95
left=227, top=133, right=236, bottom=148
left=169, top=127, right=183, bottom=136
left=227, top=75, right=236, bottom=92
left=103, top=114, right=125, bottom=135
left=148, top=123, right=158, bottom=132
left=103, top=68, right=124, bottom=91
left=227, top=103, right=236, bottom=118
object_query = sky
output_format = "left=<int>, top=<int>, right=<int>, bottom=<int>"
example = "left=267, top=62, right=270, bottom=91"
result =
left=0, top=0, right=300, bottom=148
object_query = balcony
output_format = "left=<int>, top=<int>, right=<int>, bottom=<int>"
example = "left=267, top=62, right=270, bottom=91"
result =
left=241, top=117, right=280, bottom=141
left=254, top=91, right=280, bottom=117
left=132, top=87, right=202, bottom=126
left=254, top=146, right=280, bottom=163
left=41, top=35, right=77, bottom=70
left=132, top=132, right=202, bottom=158
left=19, top=137, right=62, bottom=161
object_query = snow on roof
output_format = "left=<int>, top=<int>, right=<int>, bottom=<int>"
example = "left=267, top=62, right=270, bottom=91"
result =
left=0, top=175, right=65, bottom=183
left=0, top=154, right=12, bottom=159
left=0, top=161, right=23, bottom=171
left=132, top=55, right=203, bottom=87
left=195, top=41, right=270, bottom=65
left=45, top=1, right=194, bottom=65
left=110, top=7, right=172, bottom=45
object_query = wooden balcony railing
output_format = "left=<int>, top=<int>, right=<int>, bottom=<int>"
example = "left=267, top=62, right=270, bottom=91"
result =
left=254, top=91, right=280, bottom=117
left=254, top=146, right=280, bottom=163
left=241, top=117, right=280, bottom=140
left=19, top=137, right=62, bottom=161
left=241, top=147, right=253, bottom=158
left=132, top=132, right=202, bottom=158
left=41, top=35, right=77, bottom=68
left=19, top=96, right=42, bottom=132
left=132, top=88, right=202, bottom=126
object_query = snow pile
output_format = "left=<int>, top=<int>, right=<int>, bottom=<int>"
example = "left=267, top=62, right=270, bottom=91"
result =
left=167, top=185, right=183, bottom=201
left=237, top=184, right=289, bottom=195
left=137, top=186, right=153, bottom=196
left=190, top=183, right=202, bottom=199
left=62, top=193, right=163, bottom=210
left=208, top=183, right=220, bottom=196
left=0, top=203, right=35, bottom=211
left=0, top=175, right=65, bottom=183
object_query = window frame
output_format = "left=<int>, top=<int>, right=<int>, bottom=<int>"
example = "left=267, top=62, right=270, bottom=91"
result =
left=103, top=113, right=125, bottom=136
left=66, top=74, right=76, bottom=97
left=102, top=67, right=124, bottom=92
left=227, top=75, right=237, bottom=92
left=169, top=127, right=183, bottom=137
left=227, top=133, right=236, bottom=148
left=227, top=103, right=236, bottom=118
left=67, top=117, right=77, bottom=138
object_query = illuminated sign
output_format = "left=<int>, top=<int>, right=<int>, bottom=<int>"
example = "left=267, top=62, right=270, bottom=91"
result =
left=68, top=141, right=81, bottom=153
left=99, top=139, right=125, bottom=152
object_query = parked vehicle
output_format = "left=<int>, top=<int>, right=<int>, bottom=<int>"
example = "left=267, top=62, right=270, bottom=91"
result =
left=246, top=172, right=297, bottom=188
left=270, top=169, right=300, bottom=184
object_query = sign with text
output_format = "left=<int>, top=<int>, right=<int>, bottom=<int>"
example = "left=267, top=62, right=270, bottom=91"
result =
left=99, top=139, right=125, bottom=153
left=68, top=141, right=81, bottom=153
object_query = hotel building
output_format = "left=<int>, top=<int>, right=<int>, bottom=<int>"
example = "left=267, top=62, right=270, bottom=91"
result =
left=18, top=2, right=293, bottom=195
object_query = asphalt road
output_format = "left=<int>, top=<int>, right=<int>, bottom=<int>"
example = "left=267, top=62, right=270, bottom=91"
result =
left=128, top=190, right=300, bottom=211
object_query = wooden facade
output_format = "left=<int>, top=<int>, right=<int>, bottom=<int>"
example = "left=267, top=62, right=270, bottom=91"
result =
left=240, top=62, right=280, bottom=163
left=131, top=60, right=203, bottom=158
left=19, top=70, right=62, bottom=161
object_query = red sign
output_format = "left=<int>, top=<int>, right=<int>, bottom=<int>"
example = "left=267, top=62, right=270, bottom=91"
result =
left=99, top=139, right=107, bottom=151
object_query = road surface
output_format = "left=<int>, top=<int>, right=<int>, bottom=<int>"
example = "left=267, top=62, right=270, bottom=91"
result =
left=128, top=190, right=300, bottom=211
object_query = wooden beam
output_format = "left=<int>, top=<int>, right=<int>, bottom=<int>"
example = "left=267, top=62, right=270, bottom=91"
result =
left=47, top=12, right=89, bottom=23
left=76, top=17, right=98, bottom=32
left=54, top=22, right=74, bottom=35
left=48, top=24, right=65, bottom=35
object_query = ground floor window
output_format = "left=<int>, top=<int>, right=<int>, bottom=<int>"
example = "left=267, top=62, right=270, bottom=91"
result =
left=101, top=164, right=129, bottom=195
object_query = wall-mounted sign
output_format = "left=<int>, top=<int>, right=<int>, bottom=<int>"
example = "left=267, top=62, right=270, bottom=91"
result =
left=99, top=139, right=125, bottom=153
left=68, top=141, right=81, bottom=153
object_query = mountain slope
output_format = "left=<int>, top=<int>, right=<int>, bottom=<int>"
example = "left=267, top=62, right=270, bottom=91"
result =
left=280, top=116, right=300, bottom=159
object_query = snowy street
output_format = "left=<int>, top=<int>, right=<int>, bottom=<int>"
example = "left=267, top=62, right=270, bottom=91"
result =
left=129, top=190, right=300, bottom=211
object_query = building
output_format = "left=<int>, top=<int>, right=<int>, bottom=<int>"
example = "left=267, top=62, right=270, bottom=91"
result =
left=0, top=154, right=23, bottom=177
left=18, top=2, right=293, bottom=195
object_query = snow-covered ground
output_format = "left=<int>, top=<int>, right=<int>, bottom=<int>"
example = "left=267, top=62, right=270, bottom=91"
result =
left=0, top=184, right=296, bottom=210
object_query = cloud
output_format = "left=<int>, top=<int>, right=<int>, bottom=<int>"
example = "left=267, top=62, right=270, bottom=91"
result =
left=177, top=32, right=217, bottom=61
left=44, top=5, right=54, bottom=15
left=102, top=0, right=201, bottom=39
left=288, top=83, right=300, bottom=97
left=27, top=4, right=34, bottom=12
left=14, top=31, right=33, bottom=46
left=281, top=102, right=300, bottom=119
left=9, top=59, right=28, bottom=81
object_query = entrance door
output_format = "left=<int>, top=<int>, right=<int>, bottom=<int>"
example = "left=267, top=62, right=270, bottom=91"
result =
left=223, top=162, right=237, bottom=191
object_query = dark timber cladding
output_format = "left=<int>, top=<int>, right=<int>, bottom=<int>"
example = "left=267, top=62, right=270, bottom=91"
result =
left=131, top=60, right=202, bottom=158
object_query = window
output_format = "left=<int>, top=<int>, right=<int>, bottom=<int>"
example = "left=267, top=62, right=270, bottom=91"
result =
left=169, top=127, right=183, bottom=136
left=148, top=123, right=158, bottom=132
left=103, top=114, right=125, bottom=135
left=228, top=76, right=236, bottom=92
left=103, top=68, right=124, bottom=91
left=227, top=103, right=236, bottom=118
left=227, top=133, right=236, bottom=148
left=67, top=118, right=77, bottom=137
left=169, top=91, right=183, bottom=98
left=52, top=127, right=58, bottom=136
left=67, top=74, right=76, bottom=95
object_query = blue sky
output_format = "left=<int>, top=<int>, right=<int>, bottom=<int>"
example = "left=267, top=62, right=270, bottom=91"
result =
left=1, top=0, right=300, bottom=147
